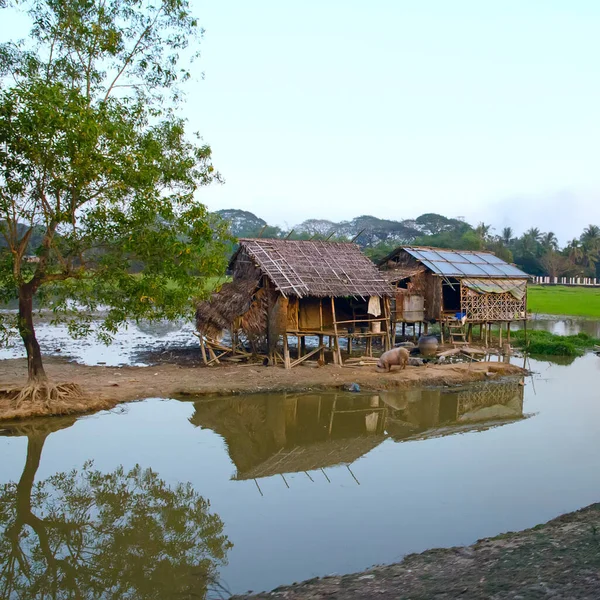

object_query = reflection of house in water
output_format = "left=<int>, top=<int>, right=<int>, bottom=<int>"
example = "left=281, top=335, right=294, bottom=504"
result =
left=190, top=394, right=386, bottom=481
left=381, top=381, right=525, bottom=441
left=190, top=381, right=526, bottom=485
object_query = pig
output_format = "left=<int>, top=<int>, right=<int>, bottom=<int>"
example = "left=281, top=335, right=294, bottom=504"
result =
left=376, top=347, right=410, bottom=372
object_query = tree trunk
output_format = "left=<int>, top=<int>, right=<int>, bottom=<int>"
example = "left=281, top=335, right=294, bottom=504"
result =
left=18, top=285, right=47, bottom=383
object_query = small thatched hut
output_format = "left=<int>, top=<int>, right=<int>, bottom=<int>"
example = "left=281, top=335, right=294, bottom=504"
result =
left=196, top=239, right=394, bottom=367
left=189, top=393, right=387, bottom=482
left=379, top=246, right=530, bottom=344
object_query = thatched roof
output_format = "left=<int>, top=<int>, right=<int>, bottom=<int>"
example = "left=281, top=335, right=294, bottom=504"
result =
left=382, top=266, right=426, bottom=284
left=233, top=436, right=385, bottom=480
left=195, top=278, right=259, bottom=338
left=233, top=238, right=393, bottom=298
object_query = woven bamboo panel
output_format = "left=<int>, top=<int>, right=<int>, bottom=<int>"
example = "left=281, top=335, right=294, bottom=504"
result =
left=458, top=382, right=523, bottom=414
left=460, top=285, right=526, bottom=322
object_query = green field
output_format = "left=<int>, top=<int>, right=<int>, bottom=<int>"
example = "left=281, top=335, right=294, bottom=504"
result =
left=527, top=285, right=600, bottom=318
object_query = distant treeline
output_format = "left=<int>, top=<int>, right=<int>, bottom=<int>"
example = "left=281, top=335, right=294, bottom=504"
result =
left=216, top=209, right=600, bottom=278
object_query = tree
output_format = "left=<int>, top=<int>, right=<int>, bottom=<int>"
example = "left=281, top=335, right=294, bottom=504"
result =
left=501, top=227, right=513, bottom=246
left=475, top=222, right=492, bottom=242
left=0, top=0, right=229, bottom=399
left=539, top=250, right=573, bottom=278
left=0, top=419, right=232, bottom=598
left=577, top=225, right=600, bottom=276
left=540, top=232, right=559, bottom=252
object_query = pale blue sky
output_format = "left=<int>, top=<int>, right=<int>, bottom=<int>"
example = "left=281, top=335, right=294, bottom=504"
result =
left=3, top=1, right=600, bottom=242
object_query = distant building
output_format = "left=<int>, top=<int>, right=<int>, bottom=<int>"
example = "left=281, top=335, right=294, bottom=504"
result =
left=379, top=246, right=530, bottom=344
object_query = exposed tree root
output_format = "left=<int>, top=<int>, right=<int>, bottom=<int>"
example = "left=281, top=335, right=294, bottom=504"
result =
left=0, top=382, right=116, bottom=421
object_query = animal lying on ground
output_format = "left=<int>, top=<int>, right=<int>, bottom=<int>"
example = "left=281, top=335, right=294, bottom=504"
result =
left=376, top=347, right=410, bottom=372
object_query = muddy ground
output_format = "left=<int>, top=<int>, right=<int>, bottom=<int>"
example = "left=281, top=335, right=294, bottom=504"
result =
left=235, top=503, right=600, bottom=600
left=0, top=356, right=524, bottom=421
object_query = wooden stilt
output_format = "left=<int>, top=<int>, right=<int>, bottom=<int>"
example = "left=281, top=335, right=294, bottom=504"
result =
left=424, top=322, right=429, bottom=335
left=499, top=323, right=503, bottom=347
left=467, top=323, right=473, bottom=342
left=331, top=298, right=343, bottom=365
left=199, top=335, right=208, bottom=365
left=283, top=334, right=291, bottom=369
left=402, top=322, right=406, bottom=339
left=507, top=322, right=511, bottom=342
left=319, top=334, right=325, bottom=362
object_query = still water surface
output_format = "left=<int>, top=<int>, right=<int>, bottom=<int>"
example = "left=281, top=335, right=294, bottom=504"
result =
left=1, top=353, right=599, bottom=597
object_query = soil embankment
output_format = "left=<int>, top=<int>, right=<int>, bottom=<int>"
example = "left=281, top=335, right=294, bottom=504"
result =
left=235, top=503, right=600, bottom=600
left=0, top=357, right=524, bottom=421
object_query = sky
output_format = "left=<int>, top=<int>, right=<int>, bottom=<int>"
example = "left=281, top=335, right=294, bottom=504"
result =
left=2, top=0, right=600, bottom=243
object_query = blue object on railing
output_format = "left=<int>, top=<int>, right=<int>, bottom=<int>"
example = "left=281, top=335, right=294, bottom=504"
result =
left=455, top=312, right=466, bottom=320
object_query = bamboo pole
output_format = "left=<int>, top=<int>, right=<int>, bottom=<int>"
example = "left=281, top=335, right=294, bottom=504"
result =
left=331, top=297, right=343, bottom=365
left=283, top=334, right=291, bottom=369
left=199, top=335, right=208, bottom=365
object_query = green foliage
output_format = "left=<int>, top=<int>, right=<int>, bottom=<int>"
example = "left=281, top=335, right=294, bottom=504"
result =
left=511, top=329, right=599, bottom=356
left=0, top=446, right=232, bottom=598
left=0, top=0, right=230, bottom=363
left=528, top=285, right=600, bottom=318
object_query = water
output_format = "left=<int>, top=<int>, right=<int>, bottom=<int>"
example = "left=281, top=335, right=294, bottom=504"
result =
left=0, top=316, right=197, bottom=366
left=1, top=353, right=599, bottom=598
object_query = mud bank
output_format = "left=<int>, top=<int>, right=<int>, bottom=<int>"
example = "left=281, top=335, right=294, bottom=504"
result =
left=0, top=358, right=524, bottom=421
left=235, top=503, right=600, bottom=600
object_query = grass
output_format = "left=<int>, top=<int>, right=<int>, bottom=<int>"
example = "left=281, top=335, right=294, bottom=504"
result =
left=511, top=329, right=600, bottom=356
left=528, top=285, right=600, bottom=318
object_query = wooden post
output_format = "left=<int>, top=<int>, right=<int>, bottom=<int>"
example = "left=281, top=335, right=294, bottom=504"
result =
left=498, top=323, right=503, bottom=348
left=319, top=299, right=323, bottom=332
left=507, top=322, right=511, bottom=343
left=199, top=335, right=208, bottom=365
left=283, top=334, right=291, bottom=369
left=319, top=334, right=325, bottom=362
left=467, top=323, right=473, bottom=343
left=424, top=322, right=429, bottom=335
left=402, top=322, right=406, bottom=339
left=331, top=297, right=343, bottom=365
left=384, top=297, right=392, bottom=351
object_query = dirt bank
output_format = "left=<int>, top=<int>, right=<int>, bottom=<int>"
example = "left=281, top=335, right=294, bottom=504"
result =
left=235, top=503, right=600, bottom=600
left=0, top=357, right=524, bottom=421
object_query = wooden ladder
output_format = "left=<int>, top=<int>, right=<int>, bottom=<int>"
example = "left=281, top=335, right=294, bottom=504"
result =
left=447, top=320, right=468, bottom=346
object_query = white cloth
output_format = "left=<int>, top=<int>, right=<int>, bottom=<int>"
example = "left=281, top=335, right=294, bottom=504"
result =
left=367, top=296, right=381, bottom=317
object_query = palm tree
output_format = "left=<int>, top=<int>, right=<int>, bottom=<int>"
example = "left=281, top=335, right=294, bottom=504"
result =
left=567, top=239, right=583, bottom=264
left=580, top=225, right=600, bottom=275
left=541, top=231, right=558, bottom=251
left=581, top=224, right=600, bottom=248
left=525, top=227, right=542, bottom=243
left=501, top=227, right=513, bottom=246
left=475, top=222, right=492, bottom=242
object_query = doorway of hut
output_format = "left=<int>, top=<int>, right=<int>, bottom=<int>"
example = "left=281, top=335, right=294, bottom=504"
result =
left=442, top=279, right=461, bottom=313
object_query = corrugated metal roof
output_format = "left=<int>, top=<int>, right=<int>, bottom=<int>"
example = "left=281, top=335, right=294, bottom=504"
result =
left=402, top=247, right=530, bottom=279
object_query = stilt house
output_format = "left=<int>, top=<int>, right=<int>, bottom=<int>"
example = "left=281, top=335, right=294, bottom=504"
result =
left=196, top=239, right=394, bottom=367
left=379, top=246, right=530, bottom=344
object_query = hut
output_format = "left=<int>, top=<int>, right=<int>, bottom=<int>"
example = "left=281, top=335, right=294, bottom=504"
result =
left=189, top=393, right=387, bottom=484
left=379, top=246, right=530, bottom=344
left=196, top=239, right=394, bottom=367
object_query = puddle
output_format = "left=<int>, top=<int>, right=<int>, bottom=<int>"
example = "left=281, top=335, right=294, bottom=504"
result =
left=1, top=354, right=600, bottom=596
left=0, top=315, right=197, bottom=366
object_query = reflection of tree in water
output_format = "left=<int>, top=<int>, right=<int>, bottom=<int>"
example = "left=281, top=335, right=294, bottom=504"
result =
left=0, top=418, right=232, bottom=599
